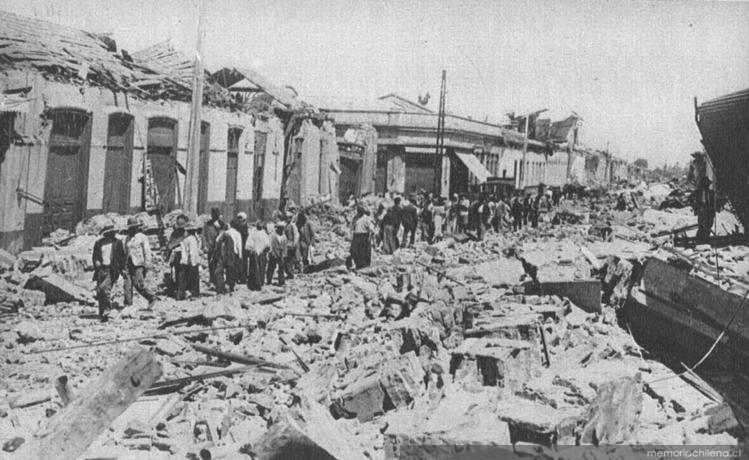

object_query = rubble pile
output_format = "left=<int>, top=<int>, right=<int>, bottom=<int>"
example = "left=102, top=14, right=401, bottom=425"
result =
left=0, top=192, right=745, bottom=459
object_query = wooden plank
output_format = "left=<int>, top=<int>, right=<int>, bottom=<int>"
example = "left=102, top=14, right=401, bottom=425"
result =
left=22, top=347, right=162, bottom=460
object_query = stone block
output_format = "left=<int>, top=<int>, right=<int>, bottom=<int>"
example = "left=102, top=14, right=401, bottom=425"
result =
left=450, top=338, right=541, bottom=389
left=334, top=352, right=424, bottom=422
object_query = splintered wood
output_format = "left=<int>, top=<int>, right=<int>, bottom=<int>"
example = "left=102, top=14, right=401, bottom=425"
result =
left=23, top=347, right=162, bottom=460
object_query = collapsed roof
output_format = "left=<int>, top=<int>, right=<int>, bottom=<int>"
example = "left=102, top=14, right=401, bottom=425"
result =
left=0, top=10, right=193, bottom=101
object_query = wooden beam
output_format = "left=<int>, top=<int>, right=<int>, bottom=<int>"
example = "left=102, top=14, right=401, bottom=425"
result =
left=23, top=347, right=162, bottom=460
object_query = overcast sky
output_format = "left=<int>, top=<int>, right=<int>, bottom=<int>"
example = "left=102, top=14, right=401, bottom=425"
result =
left=2, top=0, right=748, bottom=166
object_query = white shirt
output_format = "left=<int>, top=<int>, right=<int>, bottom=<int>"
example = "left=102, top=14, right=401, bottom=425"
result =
left=179, top=234, right=201, bottom=266
left=226, top=228, right=243, bottom=256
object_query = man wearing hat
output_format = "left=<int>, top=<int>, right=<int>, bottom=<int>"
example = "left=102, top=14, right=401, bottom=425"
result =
left=124, top=217, right=157, bottom=308
left=177, top=220, right=202, bottom=300
left=246, top=220, right=270, bottom=290
left=165, top=214, right=189, bottom=297
left=92, top=224, right=127, bottom=321
left=692, top=176, right=716, bottom=241
left=267, top=220, right=288, bottom=286
left=203, top=208, right=224, bottom=285
left=283, top=208, right=300, bottom=278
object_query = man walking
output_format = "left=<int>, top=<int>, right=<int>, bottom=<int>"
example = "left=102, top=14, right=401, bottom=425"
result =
left=267, top=221, right=288, bottom=286
left=222, top=220, right=243, bottom=292
left=401, top=196, right=418, bottom=247
left=165, top=214, right=188, bottom=297
left=692, top=177, right=716, bottom=242
left=284, top=210, right=301, bottom=278
left=246, top=221, right=270, bottom=290
left=124, top=217, right=157, bottom=308
left=203, top=208, right=224, bottom=285
left=92, top=225, right=127, bottom=321
left=381, top=197, right=402, bottom=254
left=347, top=206, right=376, bottom=270
left=176, top=221, right=201, bottom=300
left=511, top=195, right=523, bottom=231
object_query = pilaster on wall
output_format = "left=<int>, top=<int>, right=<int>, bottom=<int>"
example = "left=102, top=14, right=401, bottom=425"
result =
left=386, top=146, right=405, bottom=193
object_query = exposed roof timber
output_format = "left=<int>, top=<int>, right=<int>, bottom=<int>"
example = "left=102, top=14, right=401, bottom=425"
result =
left=0, top=11, right=192, bottom=99
left=228, top=67, right=303, bottom=111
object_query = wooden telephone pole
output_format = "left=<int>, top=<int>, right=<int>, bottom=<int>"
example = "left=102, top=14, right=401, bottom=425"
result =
left=183, top=0, right=207, bottom=216
left=434, top=70, right=446, bottom=196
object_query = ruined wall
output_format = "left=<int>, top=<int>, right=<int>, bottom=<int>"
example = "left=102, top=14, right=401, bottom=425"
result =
left=544, top=150, right=568, bottom=188
left=320, top=120, right=340, bottom=204
left=0, top=69, right=279, bottom=252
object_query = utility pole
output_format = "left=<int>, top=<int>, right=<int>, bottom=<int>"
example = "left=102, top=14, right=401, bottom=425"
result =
left=520, top=115, right=529, bottom=189
left=434, top=70, right=446, bottom=196
left=183, top=0, right=207, bottom=216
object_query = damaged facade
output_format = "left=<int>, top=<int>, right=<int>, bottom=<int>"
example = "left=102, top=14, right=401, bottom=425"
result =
left=0, top=12, right=337, bottom=254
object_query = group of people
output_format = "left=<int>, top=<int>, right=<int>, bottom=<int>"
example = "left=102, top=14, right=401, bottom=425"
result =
left=93, top=207, right=316, bottom=321
left=345, top=186, right=556, bottom=264
left=344, top=186, right=557, bottom=271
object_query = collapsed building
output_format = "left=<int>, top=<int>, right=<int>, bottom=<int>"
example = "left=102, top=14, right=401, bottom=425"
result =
left=0, top=12, right=339, bottom=254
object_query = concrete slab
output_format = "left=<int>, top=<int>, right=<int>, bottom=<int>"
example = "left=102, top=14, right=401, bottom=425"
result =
left=540, top=279, right=601, bottom=313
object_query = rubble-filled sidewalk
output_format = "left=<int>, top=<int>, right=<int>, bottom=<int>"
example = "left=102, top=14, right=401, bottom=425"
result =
left=0, top=198, right=745, bottom=459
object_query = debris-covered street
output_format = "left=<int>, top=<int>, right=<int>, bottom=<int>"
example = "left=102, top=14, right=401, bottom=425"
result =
left=2, top=1, right=749, bottom=459
left=2, top=186, right=748, bottom=458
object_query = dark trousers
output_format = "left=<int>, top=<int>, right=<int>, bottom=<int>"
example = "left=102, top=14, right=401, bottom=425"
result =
left=124, top=265, right=155, bottom=306
left=267, top=254, right=286, bottom=286
left=177, top=265, right=200, bottom=300
left=402, top=226, right=416, bottom=247
left=513, top=215, right=522, bottom=231
left=285, top=248, right=298, bottom=279
left=239, top=252, right=249, bottom=284
left=212, top=256, right=226, bottom=294
left=348, top=233, right=371, bottom=270
left=96, top=268, right=119, bottom=316
left=247, top=251, right=266, bottom=291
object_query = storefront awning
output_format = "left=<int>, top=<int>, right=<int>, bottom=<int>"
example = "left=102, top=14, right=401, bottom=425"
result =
left=455, top=152, right=492, bottom=184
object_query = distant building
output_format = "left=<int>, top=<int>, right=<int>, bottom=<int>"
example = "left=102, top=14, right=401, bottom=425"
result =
left=322, top=94, right=552, bottom=198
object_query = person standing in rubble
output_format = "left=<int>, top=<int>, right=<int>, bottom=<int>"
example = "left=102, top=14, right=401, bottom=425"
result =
left=457, top=194, right=470, bottom=233
left=522, top=194, right=533, bottom=227
left=165, top=214, right=188, bottom=297
left=235, top=212, right=250, bottom=284
left=296, top=211, right=315, bottom=270
left=210, top=222, right=230, bottom=294
left=447, top=193, right=459, bottom=235
left=348, top=206, right=376, bottom=270
left=511, top=194, right=524, bottom=231
left=267, top=221, right=288, bottom=286
left=284, top=209, right=301, bottom=278
left=176, top=221, right=202, bottom=300
left=496, top=195, right=510, bottom=232
left=92, top=225, right=127, bottom=321
left=246, top=221, right=270, bottom=290
left=401, top=195, right=418, bottom=248
left=692, top=176, right=716, bottom=242
left=530, top=194, right=541, bottom=228
left=221, top=219, right=243, bottom=292
left=432, top=196, right=446, bottom=242
left=123, top=217, right=157, bottom=308
left=381, top=197, right=402, bottom=254
left=202, top=208, right=223, bottom=285
left=419, top=193, right=434, bottom=242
